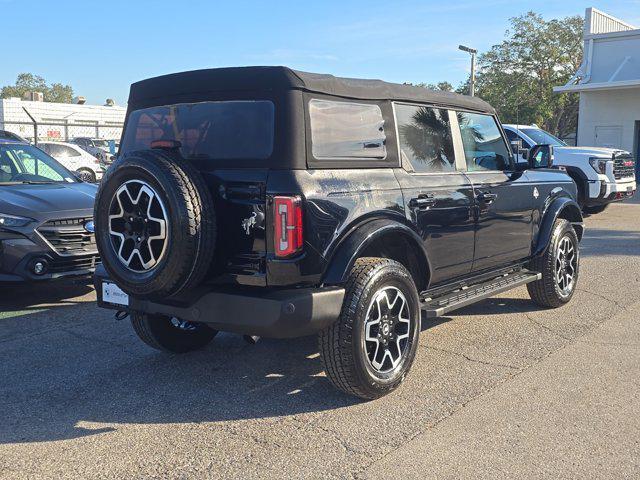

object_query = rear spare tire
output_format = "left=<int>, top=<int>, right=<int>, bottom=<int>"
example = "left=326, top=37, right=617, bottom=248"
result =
left=94, top=149, right=216, bottom=299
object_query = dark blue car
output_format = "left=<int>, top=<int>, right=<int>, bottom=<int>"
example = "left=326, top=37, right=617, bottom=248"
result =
left=0, top=139, right=99, bottom=283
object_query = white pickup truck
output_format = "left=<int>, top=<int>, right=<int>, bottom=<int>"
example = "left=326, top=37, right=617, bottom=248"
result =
left=503, top=125, right=636, bottom=214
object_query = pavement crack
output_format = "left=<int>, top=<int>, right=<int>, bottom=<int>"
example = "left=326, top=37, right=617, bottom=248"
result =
left=424, top=345, right=521, bottom=370
left=290, top=417, right=365, bottom=460
left=522, top=311, right=572, bottom=341
left=577, top=288, right=629, bottom=312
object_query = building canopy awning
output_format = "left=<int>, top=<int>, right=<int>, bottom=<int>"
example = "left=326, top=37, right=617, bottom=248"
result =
left=554, top=79, right=640, bottom=93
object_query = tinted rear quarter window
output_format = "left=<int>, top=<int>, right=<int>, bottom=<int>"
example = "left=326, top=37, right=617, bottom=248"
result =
left=121, top=101, right=275, bottom=161
left=309, top=99, right=386, bottom=160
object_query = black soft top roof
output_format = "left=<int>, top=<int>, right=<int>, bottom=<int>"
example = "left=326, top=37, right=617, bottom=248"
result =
left=128, top=66, right=494, bottom=114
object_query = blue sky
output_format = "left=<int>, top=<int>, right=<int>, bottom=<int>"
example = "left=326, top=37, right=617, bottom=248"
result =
left=2, top=0, right=639, bottom=105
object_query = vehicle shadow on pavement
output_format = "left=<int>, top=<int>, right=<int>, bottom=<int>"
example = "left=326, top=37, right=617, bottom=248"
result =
left=0, top=305, right=464, bottom=445
left=580, top=229, right=640, bottom=257
left=0, top=322, right=365, bottom=444
left=0, top=280, right=94, bottom=313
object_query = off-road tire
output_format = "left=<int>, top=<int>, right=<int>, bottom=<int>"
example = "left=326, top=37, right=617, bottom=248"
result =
left=527, top=219, right=580, bottom=308
left=131, top=313, right=218, bottom=353
left=94, top=149, right=216, bottom=299
left=319, top=257, right=421, bottom=400
left=583, top=204, right=609, bottom=215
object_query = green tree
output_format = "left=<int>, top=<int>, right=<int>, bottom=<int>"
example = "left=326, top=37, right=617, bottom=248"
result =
left=1, top=73, right=74, bottom=103
left=475, top=12, right=583, bottom=139
left=416, top=81, right=454, bottom=92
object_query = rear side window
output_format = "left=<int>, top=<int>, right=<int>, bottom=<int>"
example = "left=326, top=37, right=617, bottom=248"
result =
left=457, top=112, right=510, bottom=171
left=395, top=104, right=455, bottom=173
left=121, top=101, right=275, bottom=161
left=309, top=99, right=386, bottom=160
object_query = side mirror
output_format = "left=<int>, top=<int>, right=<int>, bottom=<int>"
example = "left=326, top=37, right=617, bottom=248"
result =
left=528, top=144, right=554, bottom=169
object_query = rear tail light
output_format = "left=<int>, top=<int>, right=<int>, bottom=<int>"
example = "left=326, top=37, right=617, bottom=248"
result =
left=273, top=196, right=303, bottom=258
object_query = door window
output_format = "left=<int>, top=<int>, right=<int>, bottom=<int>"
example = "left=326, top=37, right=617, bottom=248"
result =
left=60, top=145, right=81, bottom=157
left=457, top=112, right=510, bottom=171
left=395, top=104, right=455, bottom=173
left=309, top=99, right=386, bottom=160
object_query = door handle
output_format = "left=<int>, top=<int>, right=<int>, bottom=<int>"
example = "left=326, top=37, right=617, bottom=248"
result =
left=477, top=192, right=498, bottom=204
left=409, top=194, right=436, bottom=209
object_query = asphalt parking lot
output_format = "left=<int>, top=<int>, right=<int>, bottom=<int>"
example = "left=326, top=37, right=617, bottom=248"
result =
left=1, top=194, right=639, bottom=479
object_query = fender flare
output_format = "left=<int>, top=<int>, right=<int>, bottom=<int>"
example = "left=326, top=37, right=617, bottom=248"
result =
left=533, top=196, right=584, bottom=257
left=321, top=218, right=432, bottom=288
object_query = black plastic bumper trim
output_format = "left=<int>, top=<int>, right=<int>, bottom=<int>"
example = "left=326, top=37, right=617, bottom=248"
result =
left=95, top=273, right=345, bottom=339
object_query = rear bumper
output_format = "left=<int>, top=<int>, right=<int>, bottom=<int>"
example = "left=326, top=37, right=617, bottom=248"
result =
left=94, top=268, right=345, bottom=339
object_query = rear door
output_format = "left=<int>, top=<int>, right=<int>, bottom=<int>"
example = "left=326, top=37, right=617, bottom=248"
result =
left=394, top=103, right=475, bottom=285
left=455, top=112, right=534, bottom=271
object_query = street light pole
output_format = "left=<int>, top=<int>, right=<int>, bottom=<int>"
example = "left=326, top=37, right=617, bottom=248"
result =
left=458, top=44, right=478, bottom=97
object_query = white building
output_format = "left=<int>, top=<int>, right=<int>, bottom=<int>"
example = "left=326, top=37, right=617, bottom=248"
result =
left=555, top=8, right=640, bottom=174
left=0, top=97, right=126, bottom=142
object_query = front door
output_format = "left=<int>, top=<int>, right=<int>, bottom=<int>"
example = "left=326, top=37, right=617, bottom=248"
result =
left=394, top=104, right=475, bottom=285
left=455, top=111, right=534, bottom=271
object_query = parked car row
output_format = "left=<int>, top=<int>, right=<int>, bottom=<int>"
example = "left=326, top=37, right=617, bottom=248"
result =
left=0, top=131, right=118, bottom=183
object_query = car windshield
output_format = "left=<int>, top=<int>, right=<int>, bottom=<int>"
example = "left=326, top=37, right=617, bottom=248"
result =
left=0, top=144, right=76, bottom=184
left=121, top=100, right=275, bottom=161
left=92, top=139, right=109, bottom=147
left=520, top=128, right=567, bottom=147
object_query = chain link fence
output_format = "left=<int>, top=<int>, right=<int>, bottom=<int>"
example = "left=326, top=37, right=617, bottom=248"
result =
left=0, top=120, right=123, bottom=146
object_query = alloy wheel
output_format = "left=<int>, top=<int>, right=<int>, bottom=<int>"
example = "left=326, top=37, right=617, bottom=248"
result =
left=108, top=180, right=168, bottom=272
left=363, top=286, right=412, bottom=373
left=555, top=235, right=577, bottom=296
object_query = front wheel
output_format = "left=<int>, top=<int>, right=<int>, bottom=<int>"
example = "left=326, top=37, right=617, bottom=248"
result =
left=583, top=204, right=609, bottom=215
left=319, top=257, right=421, bottom=400
left=527, top=219, right=580, bottom=308
left=131, top=313, right=218, bottom=353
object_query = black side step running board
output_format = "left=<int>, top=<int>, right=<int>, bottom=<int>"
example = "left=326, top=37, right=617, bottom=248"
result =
left=421, top=270, right=542, bottom=318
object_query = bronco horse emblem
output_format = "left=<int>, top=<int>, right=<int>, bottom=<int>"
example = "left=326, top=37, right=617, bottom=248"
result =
left=242, top=212, right=258, bottom=235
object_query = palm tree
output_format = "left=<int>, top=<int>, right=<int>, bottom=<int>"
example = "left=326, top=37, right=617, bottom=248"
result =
left=399, top=108, right=486, bottom=171
left=399, top=107, right=454, bottom=171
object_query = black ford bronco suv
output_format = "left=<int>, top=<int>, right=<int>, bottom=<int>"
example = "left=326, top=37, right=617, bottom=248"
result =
left=94, top=67, right=583, bottom=400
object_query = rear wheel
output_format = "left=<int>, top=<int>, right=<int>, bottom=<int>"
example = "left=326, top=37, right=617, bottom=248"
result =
left=131, top=313, right=218, bottom=353
left=527, top=219, right=580, bottom=308
left=319, top=258, right=420, bottom=400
